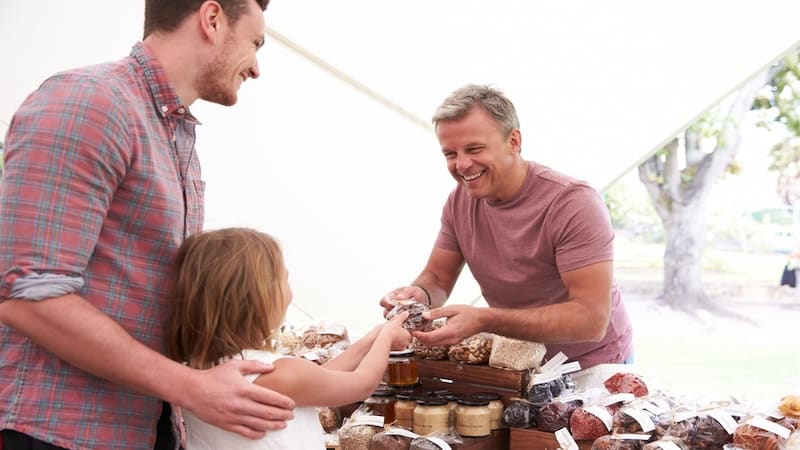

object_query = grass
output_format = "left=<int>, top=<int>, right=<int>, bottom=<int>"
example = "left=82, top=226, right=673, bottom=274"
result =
left=615, top=234, right=800, bottom=405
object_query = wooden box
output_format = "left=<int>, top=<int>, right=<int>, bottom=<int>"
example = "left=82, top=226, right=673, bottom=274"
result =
left=416, top=359, right=530, bottom=407
left=509, top=428, right=593, bottom=450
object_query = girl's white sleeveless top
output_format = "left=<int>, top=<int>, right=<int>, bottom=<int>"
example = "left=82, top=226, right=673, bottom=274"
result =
left=182, top=350, right=325, bottom=449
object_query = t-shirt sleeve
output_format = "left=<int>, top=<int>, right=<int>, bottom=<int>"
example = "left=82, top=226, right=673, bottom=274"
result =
left=434, top=191, right=461, bottom=253
left=550, top=184, right=615, bottom=272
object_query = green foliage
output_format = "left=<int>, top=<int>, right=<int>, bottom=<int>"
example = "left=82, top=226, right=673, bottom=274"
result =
left=753, top=50, right=800, bottom=204
left=604, top=175, right=664, bottom=241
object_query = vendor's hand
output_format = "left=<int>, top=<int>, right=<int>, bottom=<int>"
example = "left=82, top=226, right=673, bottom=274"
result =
left=181, top=359, right=295, bottom=439
left=413, top=304, right=482, bottom=347
left=380, top=286, right=429, bottom=317
left=382, top=311, right=412, bottom=350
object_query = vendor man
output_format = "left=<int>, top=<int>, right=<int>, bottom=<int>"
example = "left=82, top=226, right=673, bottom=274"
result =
left=381, top=84, right=633, bottom=369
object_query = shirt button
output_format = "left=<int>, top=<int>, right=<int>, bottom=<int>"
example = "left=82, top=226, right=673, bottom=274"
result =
left=177, top=108, right=186, bottom=115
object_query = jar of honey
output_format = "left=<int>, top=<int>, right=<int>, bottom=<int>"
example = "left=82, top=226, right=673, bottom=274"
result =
left=471, top=392, right=504, bottom=429
left=364, top=388, right=396, bottom=424
left=386, top=349, right=418, bottom=387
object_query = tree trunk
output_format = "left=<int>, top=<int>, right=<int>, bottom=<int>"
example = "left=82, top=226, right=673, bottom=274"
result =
left=638, top=68, right=775, bottom=312
left=661, top=199, right=710, bottom=309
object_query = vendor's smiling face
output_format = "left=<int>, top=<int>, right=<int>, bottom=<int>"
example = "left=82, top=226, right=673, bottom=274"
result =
left=437, top=105, right=523, bottom=202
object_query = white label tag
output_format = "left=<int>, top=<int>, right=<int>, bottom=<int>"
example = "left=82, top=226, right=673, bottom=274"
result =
left=640, top=400, right=665, bottom=415
left=603, top=393, right=635, bottom=406
left=622, top=408, right=655, bottom=432
left=707, top=409, right=738, bottom=435
left=559, top=361, right=582, bottom=374
left=584, top=405, right=613, bottom=431
left=532, top=371, right=562, bottom=384
left=612, top=434, right=651, bottom=440
left=557, top=394, right=583, bottom=403
left=747, top=416, right=791, bottom=439
left=351, top=415, right=384, bottom=427
left=425, top=436, right=452, bottom=450
left=554, top=427, right=579, bottom=450
left=385, top=428, right=419, bottom=439
left=319, top=323, right=346, bottom=335
left=656, top=441, right=683, bottom=450
left=673, top=411, right=699, bottom=423
left=540, top=352, right=569, bottom=373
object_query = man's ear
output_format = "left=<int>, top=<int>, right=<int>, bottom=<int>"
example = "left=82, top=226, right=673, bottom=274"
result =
left=199, top=1, right=224, bottom=42
left=509, top=129, right=522, bottom=153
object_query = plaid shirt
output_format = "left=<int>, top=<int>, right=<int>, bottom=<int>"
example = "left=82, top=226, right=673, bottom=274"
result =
left=0, top=42, right=204, bottom=450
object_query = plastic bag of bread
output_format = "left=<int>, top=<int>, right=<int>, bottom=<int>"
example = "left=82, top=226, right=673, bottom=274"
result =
left=537, top=399, right=583, bottom=432
left=686, top=413, right=736, bottom=449
left=590, top=434, right=651, bottom=450
left=733, top=416, right=796, bottom=450
left=301, top=322, right=349, bottom=349
left=370, top=427, right=419, bottom=450
left=338, top=404, right=385, bottom=450
left=571, top=405, right=614, bottom=440
left=317, top=406, right=342, bottom=433
left=604, top=372, right=649, bottom=397
left=642, top=436, right=688, bottom=450
left=448, top=333, right=493, bottom=364
left=501, top=398, right=539, bottom=428
left=409, top=429, right=463, bottom=449
left=488, top=335, right=546, bottom=371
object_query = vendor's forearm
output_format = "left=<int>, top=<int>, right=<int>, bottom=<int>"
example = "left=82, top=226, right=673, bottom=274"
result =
left=481, top=302, right=609, bottom=344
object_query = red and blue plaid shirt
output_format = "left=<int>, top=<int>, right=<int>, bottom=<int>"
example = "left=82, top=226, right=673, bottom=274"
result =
left=0, top=42, right=204, bottom=450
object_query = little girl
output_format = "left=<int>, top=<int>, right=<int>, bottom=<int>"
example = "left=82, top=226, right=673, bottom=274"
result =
left=167, top=228, right=411, bottom=449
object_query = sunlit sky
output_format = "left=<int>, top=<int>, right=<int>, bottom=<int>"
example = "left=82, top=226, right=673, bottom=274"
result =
left=1, top=0, right=799, bottom=336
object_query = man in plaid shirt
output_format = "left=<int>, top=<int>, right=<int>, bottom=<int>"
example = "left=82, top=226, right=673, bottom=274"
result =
left=0, top=1, right=294, bottom=449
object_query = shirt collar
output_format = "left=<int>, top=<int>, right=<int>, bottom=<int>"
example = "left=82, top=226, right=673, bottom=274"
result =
left=130, top=42, right=199, bottom=122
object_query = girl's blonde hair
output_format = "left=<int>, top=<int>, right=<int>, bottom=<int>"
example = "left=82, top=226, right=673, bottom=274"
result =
left=167, top=227, right=288, bottom=369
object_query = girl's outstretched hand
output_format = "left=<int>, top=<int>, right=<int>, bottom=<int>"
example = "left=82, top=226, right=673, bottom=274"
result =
left=382, top=311, right=412, bottom=350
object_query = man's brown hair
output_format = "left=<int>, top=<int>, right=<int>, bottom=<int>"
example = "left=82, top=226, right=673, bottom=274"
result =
left=143, top=0, right=270, bottom=39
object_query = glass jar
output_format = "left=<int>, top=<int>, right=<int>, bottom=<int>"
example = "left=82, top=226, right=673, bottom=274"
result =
left=439, top=392, right=461, bottom=427
left=413, top=397, right=449, bottom=436
left=393, top=394, right=417, bottom=430
left=472, top=392, right=504, bottom=429
left=364, top=388, right=396, bottom=424
left=386, top=349, right=419, bottom=387
left=455, top=398, right=491, bottom=437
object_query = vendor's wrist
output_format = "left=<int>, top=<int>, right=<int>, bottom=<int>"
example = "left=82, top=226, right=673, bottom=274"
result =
left=412, top=284, right=432, bottom=306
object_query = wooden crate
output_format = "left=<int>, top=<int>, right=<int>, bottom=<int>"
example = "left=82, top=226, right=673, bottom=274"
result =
left=416, top=359, right=530, bottom=407
left=509, top=428, right=593, bottom=450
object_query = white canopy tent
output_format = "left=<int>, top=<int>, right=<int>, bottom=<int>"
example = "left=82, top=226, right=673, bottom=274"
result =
left=1, top=1, right=799, bottom=334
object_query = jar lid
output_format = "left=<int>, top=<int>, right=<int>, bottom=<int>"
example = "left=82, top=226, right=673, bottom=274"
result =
left=389, top=349, right=415, bottom=357
left=457, top=398, right=490, bottom=406
left=472, top=392, right=501, bottom=401
left=371, top=388, right=397, bottom=397
left=416, top=397, right=448, bottom=406
left=439, top=393, right=461, bottom=402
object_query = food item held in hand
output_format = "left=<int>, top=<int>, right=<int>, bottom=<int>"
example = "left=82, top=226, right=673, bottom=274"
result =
left=386, top=301, right=434, bottom=333
left=411, top=321, right=449, bottom=360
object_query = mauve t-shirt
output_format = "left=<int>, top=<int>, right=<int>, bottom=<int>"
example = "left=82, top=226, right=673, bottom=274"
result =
left=435, top=162, right=632, bottom=369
